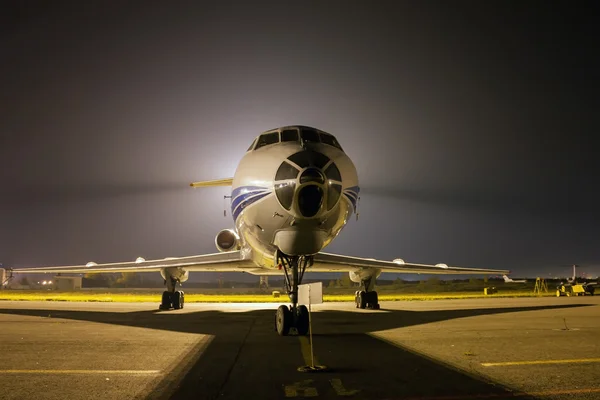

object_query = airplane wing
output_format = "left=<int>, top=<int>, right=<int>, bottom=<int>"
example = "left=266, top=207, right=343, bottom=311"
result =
left=311, top=252, right=510, bottom=275
left=190, top=178, right=233, bottom=188
left=10, top=251, right=255, bottom=274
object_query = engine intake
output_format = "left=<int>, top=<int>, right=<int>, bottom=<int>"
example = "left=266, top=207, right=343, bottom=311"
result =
left=215, top=229, right=241, bottom=252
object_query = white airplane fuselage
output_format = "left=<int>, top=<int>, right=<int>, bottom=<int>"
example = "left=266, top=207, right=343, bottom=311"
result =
left=220, top=126, right=359, bottom=272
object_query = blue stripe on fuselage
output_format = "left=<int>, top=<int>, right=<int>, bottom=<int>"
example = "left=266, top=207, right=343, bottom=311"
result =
left=231, top=186, right=272, bottom=221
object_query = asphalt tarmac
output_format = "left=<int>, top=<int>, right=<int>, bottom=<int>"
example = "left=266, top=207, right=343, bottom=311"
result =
left=0, top=297, right=599, bottom=400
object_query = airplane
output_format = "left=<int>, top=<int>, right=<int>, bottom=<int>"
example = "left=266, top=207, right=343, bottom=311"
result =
left=10, top=125, right=509, bottom=336
left=502, top=275, right=526, bottom=283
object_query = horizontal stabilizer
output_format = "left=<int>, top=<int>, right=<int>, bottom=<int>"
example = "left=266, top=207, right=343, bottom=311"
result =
left=190, top=178, right=233, bottom=188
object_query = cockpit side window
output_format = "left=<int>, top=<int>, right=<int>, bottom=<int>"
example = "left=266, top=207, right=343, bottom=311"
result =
left=254, top=132, right=280, bottom=150
left=281, top=129, right=299, bottom=142
left=300, top=128, right=320, bottom=144
left=319, top=132, right=343, bottom=151
left=247, top=138, right=257, bottom=151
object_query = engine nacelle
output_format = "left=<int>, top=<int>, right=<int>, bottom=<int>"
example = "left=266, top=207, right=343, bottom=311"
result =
left=215, top=229, right=241, bottom=252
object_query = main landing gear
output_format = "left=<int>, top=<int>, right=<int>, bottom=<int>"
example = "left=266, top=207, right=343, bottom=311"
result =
left=275, top=252, right=311, bottom=336
left=354, top=277, right=380, bottom=310
left=159, top=276, right=185, bottom=310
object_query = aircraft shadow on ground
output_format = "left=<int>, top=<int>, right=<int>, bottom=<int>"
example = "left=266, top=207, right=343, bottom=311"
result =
left=0, top=303, right=592, bottom=400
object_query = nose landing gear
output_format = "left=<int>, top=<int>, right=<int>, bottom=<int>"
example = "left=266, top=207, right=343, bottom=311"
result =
left=275, top=252, right=311, bottom=336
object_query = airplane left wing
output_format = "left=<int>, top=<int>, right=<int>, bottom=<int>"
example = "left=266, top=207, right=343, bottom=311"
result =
left=11, top=251, right=255, bottom=274
left=311, top=252, right=510, bottom=275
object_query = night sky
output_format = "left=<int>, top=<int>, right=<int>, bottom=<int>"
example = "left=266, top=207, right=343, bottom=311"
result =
left=1, top=1, right=598, bottom=279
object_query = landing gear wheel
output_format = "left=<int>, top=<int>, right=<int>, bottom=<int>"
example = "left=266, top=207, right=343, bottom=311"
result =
left=276, top=305, right=292, bottom=336
left=296, top=305, right=309, bottom=336
left=358, top=291, right=367, bottom=309
left=172, top=291, right=184, bottom=309
left=370, top=291, right=380, bottom=309
left=159, top=291, right=172, bottom=310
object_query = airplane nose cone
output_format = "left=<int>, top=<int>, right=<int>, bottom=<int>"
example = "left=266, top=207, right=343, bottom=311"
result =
left=274, top=150, right=342, bottom=218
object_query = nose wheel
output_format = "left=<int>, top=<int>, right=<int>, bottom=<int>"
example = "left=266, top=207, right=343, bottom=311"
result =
left=274, top=252, right=311, bottom=336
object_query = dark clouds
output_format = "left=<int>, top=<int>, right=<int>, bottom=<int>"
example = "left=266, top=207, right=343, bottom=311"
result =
left=1, top=1, right=599, bottom=277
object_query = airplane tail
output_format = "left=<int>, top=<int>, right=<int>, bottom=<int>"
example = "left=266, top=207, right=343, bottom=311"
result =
left=502, top=275, right=512, bottom=282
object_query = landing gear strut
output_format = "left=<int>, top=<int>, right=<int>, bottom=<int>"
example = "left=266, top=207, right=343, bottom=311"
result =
left=275, top=252, right=311, bottom=336
left=159, top=276, right=185, bottom=310
left=354, top=277, right=380, bottom=310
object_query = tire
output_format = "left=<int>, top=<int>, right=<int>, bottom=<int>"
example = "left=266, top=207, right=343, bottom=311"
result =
left=296, top=305, right=309, bottom=336
left=358, top=291, right=367, bottom=309
left=161, top=291, right=172, bottom=309
left=172, top=291, right=181, bottom=309
left=179, top=291, right=185, bottom=309
left=276, top=305, right=292, bottom=336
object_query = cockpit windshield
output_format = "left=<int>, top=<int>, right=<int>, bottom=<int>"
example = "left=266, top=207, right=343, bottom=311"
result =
left=250, top=127, right=344, bottom=152
left=254, top=132, right=280, bottom=150
left=300, top=128, right=320, bottom=144
left=319, top=132, right=343, bottom=151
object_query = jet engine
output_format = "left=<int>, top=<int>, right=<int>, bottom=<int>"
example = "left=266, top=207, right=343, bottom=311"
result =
left=215, top=229, right=241, bottom=252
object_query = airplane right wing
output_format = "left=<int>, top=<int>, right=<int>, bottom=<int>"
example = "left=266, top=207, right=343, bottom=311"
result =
left=312, top=252, right=510, bottom=275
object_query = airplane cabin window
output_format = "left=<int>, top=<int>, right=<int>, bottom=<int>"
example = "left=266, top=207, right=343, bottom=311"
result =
left=254, top=132, right=280, bottom=150
left=300, top=128, right=320, bottom=144
left=275, top=162, right=300, bottom=181
left=281, top=129, right=299, bottom=142
left=247, top=138, right=257, bottom=151
left=288, top=150, right=330, bottom=169
left=275, top=182, right=295, bottom=210
left=327, top=183, right=342, bottom=210
left=319, top=133, right=343, bottom=151
left=324, top=163, right=341, bottom=182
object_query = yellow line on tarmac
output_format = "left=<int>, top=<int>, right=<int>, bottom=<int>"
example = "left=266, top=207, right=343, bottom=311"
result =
left=402, top=387, right=600, bottom=400
left=298, top=336, right=321, bottom=367
left=0, top=370, right=161, bottom=375
left=482, top=358, right=600, bottom=367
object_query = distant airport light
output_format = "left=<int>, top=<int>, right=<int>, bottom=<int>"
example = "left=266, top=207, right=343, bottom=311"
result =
left=86, top=262, right=97, bottom=267
left=42, top=281, right=47, bottom=285
left=393, top=259, right=405, bottom=265
left=135, top=257, right=145, bottom=264
left=435, top=263, right=449, bottom=269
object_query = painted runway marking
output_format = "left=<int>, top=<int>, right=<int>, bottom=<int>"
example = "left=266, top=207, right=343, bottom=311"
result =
left=482, top=357, right=600, bottom=367
left=0, top=370, right=161, bottom=375
left=284, top=379, right=318, bottom=397
left=330, top=378, right=360, bottom=396
left=402, top=387, right=600, bottom=399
